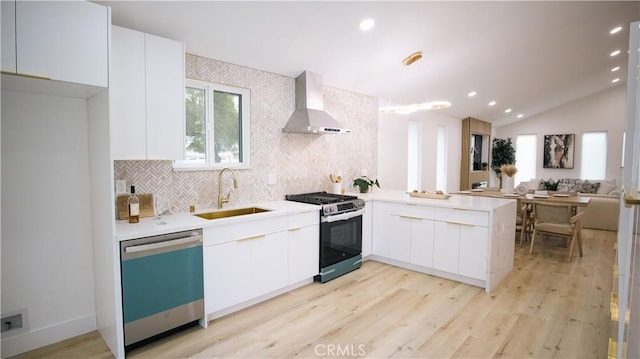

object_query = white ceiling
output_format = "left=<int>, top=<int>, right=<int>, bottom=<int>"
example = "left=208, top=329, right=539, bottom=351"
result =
left=98, top=1, right=639, bottom=126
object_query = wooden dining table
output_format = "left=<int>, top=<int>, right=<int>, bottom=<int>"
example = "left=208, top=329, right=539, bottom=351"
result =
left=453, top=190, right=591, bottom=209
left=453, top=190, right=590, bottom=246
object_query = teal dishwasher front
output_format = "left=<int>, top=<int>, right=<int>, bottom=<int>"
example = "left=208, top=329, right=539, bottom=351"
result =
left=120, top=229, right=204, bottom=347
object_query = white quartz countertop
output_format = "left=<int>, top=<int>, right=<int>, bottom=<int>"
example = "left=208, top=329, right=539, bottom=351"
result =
left=115, top=200, right=320, bottom=241
left=355, top=189, right=513, bottom=211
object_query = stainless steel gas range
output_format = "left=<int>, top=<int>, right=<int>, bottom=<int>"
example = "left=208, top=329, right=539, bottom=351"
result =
left=285, top=192, right=365, bottom=283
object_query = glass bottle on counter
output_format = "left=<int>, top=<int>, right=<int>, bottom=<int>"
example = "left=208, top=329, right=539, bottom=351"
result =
left=128, top=186, right=139, bottom=223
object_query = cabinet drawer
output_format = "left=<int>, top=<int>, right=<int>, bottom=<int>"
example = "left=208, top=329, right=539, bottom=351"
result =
left=376, top=201, right=435, bottom=220
left=435, top=208, right=488, bottom=227
left=203, top=215, right=288, bottom=246
left=289, top=210, right=319, bottom=229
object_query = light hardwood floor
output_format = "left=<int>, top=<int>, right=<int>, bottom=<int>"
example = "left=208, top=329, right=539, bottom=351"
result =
left=14, top=229, right=615, bottom=358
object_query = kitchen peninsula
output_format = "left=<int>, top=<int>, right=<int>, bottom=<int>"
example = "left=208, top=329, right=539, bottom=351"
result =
left=359, top=190, right=516, bottom=292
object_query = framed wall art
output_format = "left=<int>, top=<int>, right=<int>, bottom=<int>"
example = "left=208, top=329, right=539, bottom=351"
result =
left=543, top=133, right=575, bottom=169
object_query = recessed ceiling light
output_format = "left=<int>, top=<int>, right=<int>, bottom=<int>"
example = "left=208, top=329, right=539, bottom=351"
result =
left=402, top=51, right=423, bottom=66
left=505, top=108, right=512, bottom=113
left=610, top=26, right=623, bottom=35
left=612, top=78, right=620, bottom=83
left=517, top=114, right=524, bottom=119
left=468, top=91, right=477, bottom=97
left=610, top=50, right=621, bottom=57
left=360, top=18, right=375, bottom=31
left=611, top=66, right=620, bottom=72
left=488, top=101, right=496, bottom=106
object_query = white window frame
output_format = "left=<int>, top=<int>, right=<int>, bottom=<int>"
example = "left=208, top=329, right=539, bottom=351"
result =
left=436, top=125, right=447, bottom=193
left=580, top=131, right=607, bottom=180
left=174, top=79, right=251, bottom=170
left=514, top=134, right=537, bottom=186
left=407, top=120, right=422, bottom=191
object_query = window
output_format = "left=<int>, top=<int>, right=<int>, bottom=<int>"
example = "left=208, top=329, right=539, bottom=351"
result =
left=174, top=79, right=250, bottom=170
left=581, top=131, right=607, bottom=179
left=407, top=121, right=421, bottom=191
left=436, top=126, right=447, bottom=192
left=515, top=135, right=537, bottom=186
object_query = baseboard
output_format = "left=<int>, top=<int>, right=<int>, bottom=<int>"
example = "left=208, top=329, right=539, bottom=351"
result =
left=1, top=313, right=96, bottom=358
left=207, top=278, right=314, bottom=321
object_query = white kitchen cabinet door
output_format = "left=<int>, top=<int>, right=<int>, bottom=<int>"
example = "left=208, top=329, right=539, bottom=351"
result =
left=15, top=1, right=108, bottom=87
left=205, top=241, right=251, bottom=314
left=1, top=0, right=16, bottom=73
left=250, top=231, right=288, bottom=298
left=110, top=26, right=147, bottom=160
left=145, top=33, right=185, bottom=160
left=372, top=203, right=411, bottom=262
left=110, top=26, right=185, bottom=160
left=410, top=218, right=435, bottom=267
left=433, top=222, right=460, bottom=274
left=361, top=203, right=373, bottom=257
left=458, top=225, right=488, bottom=280
left=288, top=225, right=319, bottom=284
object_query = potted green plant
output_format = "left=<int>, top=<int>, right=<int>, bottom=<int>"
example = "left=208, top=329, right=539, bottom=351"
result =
left=491, top=138, right=516, bottom=188
left=481, top=162, right=488, bottom=171
left=353, top=176, right=380, bottom=193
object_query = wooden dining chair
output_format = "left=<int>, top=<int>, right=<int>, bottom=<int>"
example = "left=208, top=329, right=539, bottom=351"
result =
left=529, top=202, right=584, bottom=262
left=515, top=199, right=532, bottom=246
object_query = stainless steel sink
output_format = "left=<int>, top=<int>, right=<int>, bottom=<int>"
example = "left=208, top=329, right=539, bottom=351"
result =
left=194, top=207, right=271, bottom=220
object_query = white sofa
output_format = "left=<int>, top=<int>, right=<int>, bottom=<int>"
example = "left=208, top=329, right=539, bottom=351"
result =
left=519, top=178, right=620, bottom=232
left=577, top=193, right=620, bottom=231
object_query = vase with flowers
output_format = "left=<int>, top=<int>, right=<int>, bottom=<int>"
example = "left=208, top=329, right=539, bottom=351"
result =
left=500, top=164, right=517, bottom=194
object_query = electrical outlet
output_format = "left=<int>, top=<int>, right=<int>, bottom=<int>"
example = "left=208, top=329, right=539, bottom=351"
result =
left=115, top=180, right=127, bottom=194
left=1, top=313, right=23, bottom=332
left=268, top=173, right=277, bottom=185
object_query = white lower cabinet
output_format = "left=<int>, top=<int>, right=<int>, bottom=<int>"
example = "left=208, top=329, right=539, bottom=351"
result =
left=433, top=222, right=461, bottom=274
left=251, top=232, right=289, bottom=298
left=288, top=224, right=319, bottom=283
left=434, top=208, right=489, bottom=280
left=433, top=222, right=488, bottom=280
left=373, top=202, right=434, bottom=265
left=205, top=230, right=288, bottom=314
left=205, top=239, right=251, bottom=313
left=458, top=225, right=488, bottom=280
left=410, top=218, right=435, bottom=268
left=204, top=211, right=319, bottom=316
left=374, top=201, right=490, bottom=282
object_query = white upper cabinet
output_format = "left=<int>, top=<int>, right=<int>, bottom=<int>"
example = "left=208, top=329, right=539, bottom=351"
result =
left=2, top=1, right=108, bottom=87
left=110, top=26, right=185, bottom=160
left=145, top=33, right=186, bottom=160
left=110, top=26, right=146, bottom=159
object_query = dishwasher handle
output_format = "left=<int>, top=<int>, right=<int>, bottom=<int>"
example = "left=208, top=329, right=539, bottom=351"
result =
left=125, top=235, right=202, bottom=254
left=121, top=230, right=203, bottom=260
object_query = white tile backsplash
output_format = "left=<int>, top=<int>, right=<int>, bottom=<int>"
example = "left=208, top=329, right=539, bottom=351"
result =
left=114, top=54, right=378, bottom=212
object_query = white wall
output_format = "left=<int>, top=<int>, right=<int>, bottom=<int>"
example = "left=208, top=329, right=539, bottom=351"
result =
left=378, top=111, right=461, bottom=192
left=1, top=90, right=96, bottom=357
left=495, top=84, right=627, bottom=185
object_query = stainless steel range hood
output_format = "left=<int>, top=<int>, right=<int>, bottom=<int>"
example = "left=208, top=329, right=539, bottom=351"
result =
left=282, top=71, right=351, bottom=134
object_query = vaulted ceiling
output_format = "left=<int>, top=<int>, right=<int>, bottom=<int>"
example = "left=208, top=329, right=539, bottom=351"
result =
left=98, top=1, right=639, bottom=126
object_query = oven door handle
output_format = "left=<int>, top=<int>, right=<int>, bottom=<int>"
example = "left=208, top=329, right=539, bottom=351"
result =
left=322, top=209, right=365, bottom=223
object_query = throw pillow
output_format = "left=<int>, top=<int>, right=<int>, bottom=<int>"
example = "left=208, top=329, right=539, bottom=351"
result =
left=557, top=178, right=584, bottom=192
left=540, top=178, right=558, bottom=191
left=522, top=179, right=540, bottom=191
left=580, top=181, right=600, bottom=194
left=597, top=181, right=616, bottom=194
